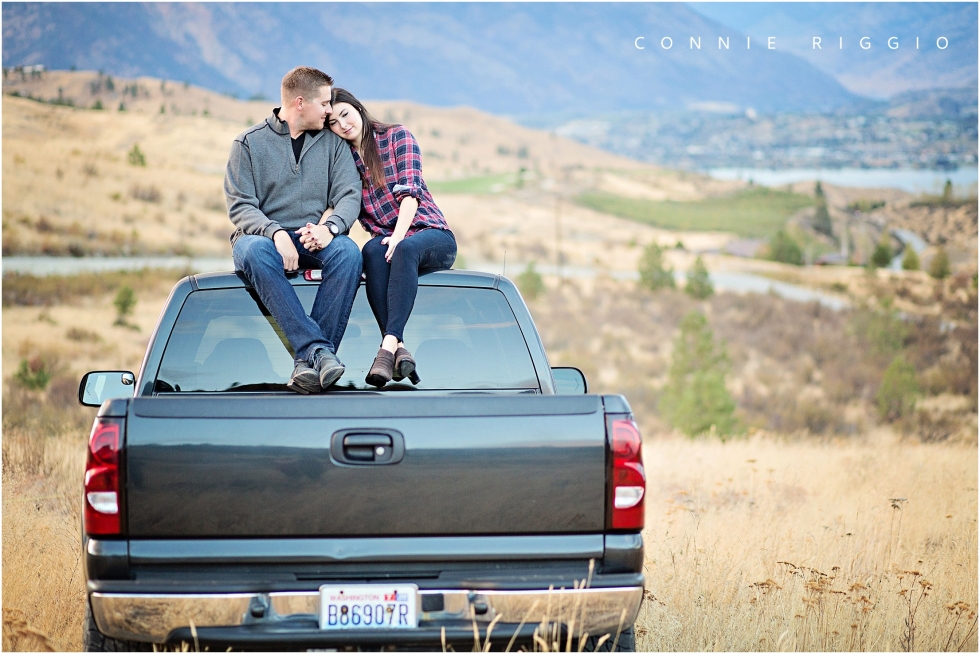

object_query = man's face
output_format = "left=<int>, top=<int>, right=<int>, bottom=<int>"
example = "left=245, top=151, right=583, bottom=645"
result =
left=300, top=85, right=332, bottom=130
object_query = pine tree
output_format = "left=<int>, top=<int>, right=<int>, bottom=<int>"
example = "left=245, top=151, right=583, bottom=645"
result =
left=768, top=231, right=804, bottom=266
left=638, top=242, right=675, bottom=291
left=516, top=262, right=545, bottom=300
left=685, top=256, right=713, bottom=299
left=901, top=246, right=920, bottom=271
left=941, top=179, right=954, bottom=206
left=928, top=246, right=951, bottom=279
left=813, top=181, right=833, bottom=237
left=877, top=355, right=918, bottom=421
left=127, top=144, right=146, bottom=167
left=871, top=233, right=894, bottom=269
left=113, top=286, right=137, bottom=326
left=661, top=311, right=737, bottom=437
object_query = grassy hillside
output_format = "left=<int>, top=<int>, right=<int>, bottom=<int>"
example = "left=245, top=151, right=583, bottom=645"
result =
left=2, top=72, right=736, bottom=259
left=576, top=187, right=814, bottom=238
left=2, top=268, right=977, bottom=650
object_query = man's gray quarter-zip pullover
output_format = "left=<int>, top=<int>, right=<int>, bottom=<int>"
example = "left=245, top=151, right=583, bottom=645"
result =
left=224, top=108, right=361, bottom=245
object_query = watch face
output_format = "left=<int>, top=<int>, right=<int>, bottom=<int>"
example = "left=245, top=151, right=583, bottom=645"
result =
left=329, top=224, right=340, bottom=235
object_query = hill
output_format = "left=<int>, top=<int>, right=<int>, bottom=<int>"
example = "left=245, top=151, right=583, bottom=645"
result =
left=3, top=71, right=974, bottom=278
left=2, top=72, right=742, bottom=260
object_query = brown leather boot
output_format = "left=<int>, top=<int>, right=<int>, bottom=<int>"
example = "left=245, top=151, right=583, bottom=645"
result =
left=393, top=347, right=416, bottom=382
left=365, top=348, right=394, bottom=388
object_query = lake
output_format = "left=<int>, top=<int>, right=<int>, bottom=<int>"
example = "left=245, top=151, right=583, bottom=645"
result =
left=706, top=167, right=979, bottom=195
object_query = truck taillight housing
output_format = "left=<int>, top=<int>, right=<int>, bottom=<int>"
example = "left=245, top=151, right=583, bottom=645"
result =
left=609, top=418, right=645, bottom=530
left=84, top=418, right=122, bottom=535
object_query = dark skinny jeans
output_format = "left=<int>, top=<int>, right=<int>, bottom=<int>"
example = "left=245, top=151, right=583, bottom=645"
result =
left=362, top=229, right=457, bottom=343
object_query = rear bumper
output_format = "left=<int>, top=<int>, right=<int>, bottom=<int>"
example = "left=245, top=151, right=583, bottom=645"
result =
left=91, top=586, right=644, bottom=646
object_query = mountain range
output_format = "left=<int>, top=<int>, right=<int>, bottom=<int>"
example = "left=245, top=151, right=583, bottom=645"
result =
left=3, top=3, right=976, bottom=118
left=688, top=2, right=978, bottom=98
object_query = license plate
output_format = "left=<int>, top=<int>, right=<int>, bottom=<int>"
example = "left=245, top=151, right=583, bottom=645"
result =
left=319, top=584, right=418, bottom=630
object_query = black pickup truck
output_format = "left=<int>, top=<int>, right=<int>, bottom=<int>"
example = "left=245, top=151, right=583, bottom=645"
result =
left=78, top=269, right=646, bottom=651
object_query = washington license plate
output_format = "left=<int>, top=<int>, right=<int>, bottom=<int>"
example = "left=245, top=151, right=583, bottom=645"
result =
left=319, top=584, right=418, bottom=630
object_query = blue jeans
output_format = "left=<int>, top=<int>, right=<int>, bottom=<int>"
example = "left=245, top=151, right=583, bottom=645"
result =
left=362, top=229, right=456, bottom=343
left=233, top=232, right=362, bottom=363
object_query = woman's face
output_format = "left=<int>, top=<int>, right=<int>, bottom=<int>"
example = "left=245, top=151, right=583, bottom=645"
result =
left=328, top=102, right=363, bottom=144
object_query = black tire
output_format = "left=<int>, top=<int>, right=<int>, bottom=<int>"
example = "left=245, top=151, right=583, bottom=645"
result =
left=581, top=625, right=636, bottom=652
left=84, top=599, right=153, bottom=652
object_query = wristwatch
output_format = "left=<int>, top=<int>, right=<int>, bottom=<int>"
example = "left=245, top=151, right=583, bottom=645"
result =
left=327, top=222, right=341, bottom=236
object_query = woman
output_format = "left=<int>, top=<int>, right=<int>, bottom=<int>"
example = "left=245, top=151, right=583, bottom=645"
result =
left=326, top=88, right=456, bottom=387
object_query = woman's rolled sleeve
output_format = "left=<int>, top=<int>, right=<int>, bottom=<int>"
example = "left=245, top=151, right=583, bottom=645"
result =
left=391, top=127, right=424, bottom=203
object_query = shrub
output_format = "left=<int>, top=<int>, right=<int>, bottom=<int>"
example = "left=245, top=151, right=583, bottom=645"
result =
left=847, top=199, right=886, bottom=213
left=928, top=246, right=951, bottom=280
left=877, top=355, right=918, bottom=421
left=661, top=311, right=737, bottom=437
left=12, top=357, right=52, bottom=391
left=129, top=184, right=161, bottom=203
left=66, top=327, right=102, bottom=343
left=871, top=235, right=894, bottom=268
left=113, top=286, right=137, bottom=326
left=768, top=230, right=804, bottom=266
left=902, top=247, right=921, bottom=271
left=127, top=144, right=146, bottom=166
left=685, top=256, right=713, bottom=300
left=638, top=242, right=675, bottom=291
left=516, top=262, right=545, bottom=300
left=851, top=306, right=909, bottom=359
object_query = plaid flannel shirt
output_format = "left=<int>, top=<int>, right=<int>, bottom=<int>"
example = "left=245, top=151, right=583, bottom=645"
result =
left=352, top=125, right=449, bottom=238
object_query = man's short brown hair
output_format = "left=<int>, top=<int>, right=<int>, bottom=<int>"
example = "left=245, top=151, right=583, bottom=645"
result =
left=281, top=66, right=334, bottom=102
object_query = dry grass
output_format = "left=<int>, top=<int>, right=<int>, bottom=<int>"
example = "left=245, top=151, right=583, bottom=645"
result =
left=635, top=433, right=978, bottom=652
left=3, top=374, right=976, bottom=654
left=3, top=422, right=975, bottom=651
left=2, top=94, right=245, bottom=257
left=1, top=271, right=976, bottom=652
left=2, top=77, right=730, bottom=263
left=2, top=426, right=87, bottom=652
left=1, top=275, right=167, bottom=651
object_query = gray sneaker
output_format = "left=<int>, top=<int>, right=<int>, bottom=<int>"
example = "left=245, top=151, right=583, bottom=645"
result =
left=286, top=359, right=321, bottom=394
left=311, top=348, right=346, bottom=389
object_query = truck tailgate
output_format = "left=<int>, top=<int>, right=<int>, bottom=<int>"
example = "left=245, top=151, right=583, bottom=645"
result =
left=125, top=395, right=607, bottom=538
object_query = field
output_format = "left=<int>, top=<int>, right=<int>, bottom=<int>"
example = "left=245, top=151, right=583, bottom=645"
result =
left=574, top=188, right=815, bottom=238
left=635, top=434, right=977, bottom=652
left=427, top=172, right=525, bottom=195
left=2, top=271, right=977, bottom=651
left=2, top=70, right=977, bottom=651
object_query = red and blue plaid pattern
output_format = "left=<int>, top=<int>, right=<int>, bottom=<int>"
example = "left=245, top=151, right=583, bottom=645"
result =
left=351, top=125, right=449, bottom=238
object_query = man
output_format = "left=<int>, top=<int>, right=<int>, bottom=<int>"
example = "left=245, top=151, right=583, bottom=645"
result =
left=225, top=66, right=362, bottom=394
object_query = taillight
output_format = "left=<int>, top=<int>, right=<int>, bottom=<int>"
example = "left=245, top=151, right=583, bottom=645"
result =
left=84, top=418, right=122, bottom=535
left=609, top=418, right=645, bottom=530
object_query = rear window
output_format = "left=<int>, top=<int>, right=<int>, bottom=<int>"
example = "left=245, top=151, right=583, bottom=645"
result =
left=155, top=285, right=539, bottom=392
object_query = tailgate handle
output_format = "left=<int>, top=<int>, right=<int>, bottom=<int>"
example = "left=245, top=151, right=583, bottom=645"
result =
left=332, top=430, right=404, bottom=465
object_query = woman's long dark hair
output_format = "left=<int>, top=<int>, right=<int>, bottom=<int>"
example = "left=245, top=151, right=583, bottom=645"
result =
left=331, top=87, right=396, bottom=190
